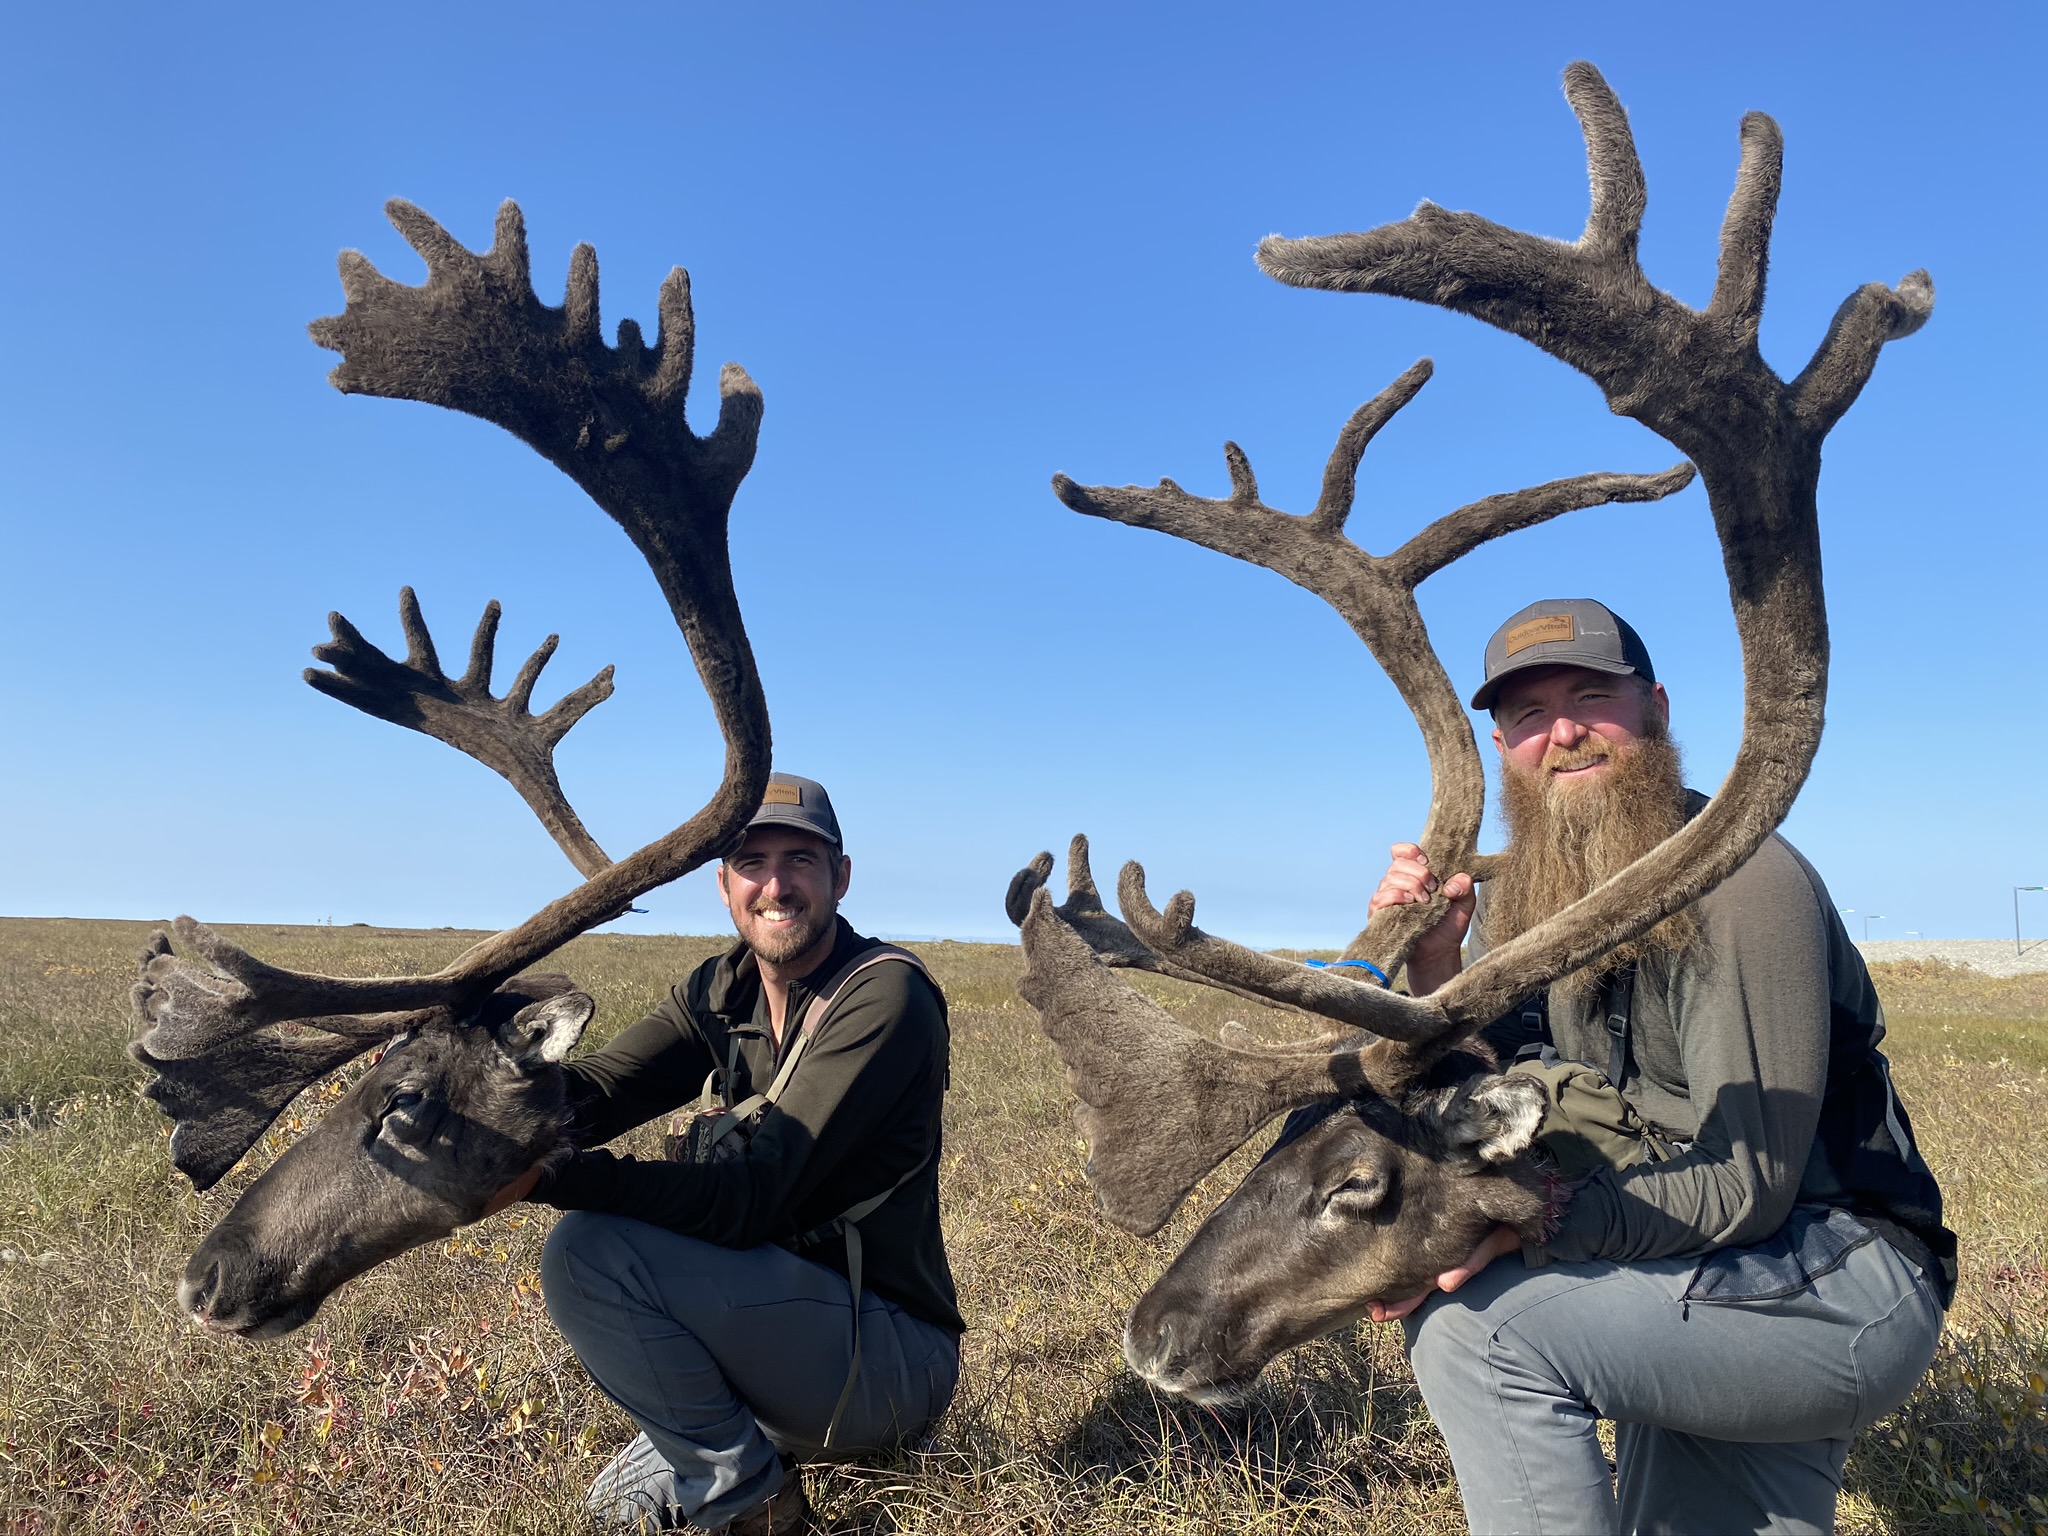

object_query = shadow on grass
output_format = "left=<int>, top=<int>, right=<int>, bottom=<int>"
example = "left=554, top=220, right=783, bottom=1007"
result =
left=1042, top=1341, right=1441, bottom=1507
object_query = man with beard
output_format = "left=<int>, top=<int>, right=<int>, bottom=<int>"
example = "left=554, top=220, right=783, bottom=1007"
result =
left=489, top=773, right=960, bottom=1534
left=1365, top=600, right=1952, bottom=1536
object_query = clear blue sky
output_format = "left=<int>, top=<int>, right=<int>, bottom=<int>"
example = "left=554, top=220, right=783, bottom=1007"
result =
left=2, top=1, right=2041, bottom=948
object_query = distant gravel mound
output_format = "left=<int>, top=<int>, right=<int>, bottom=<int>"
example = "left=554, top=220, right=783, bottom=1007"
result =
left=1856, top=939, right=2048, bottom=980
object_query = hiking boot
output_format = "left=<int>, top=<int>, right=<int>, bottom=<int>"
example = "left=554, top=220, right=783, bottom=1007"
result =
left=586, top=1436, right=808, bottom=1535
left=586, top=1432, right=686, bottom=1531
left=720, top=1456, right=810, bottom=1536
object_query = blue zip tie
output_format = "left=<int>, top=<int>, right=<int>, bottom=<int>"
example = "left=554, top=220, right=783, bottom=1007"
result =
left=1304, top=958, right=1391, bottom=988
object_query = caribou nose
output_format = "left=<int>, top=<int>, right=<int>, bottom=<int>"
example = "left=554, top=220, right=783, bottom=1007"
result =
left=1122, top=1307, right=1177, bottom=1383
left=179, top=1255, right=222, bottom=1322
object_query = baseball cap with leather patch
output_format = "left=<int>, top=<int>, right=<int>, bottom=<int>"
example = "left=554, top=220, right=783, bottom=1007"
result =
left=1469, top=598, right=1656, bottom=712
left=738, top=772, right=843, bottom=850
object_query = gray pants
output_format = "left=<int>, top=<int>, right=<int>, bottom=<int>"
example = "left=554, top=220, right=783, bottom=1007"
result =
left=1402, top=1224, right=1942, bottom=1535
left=542, top=1212, right=960, bottom=1530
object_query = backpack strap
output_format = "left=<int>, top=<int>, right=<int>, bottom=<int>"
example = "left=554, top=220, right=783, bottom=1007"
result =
left=761, top=943, right=938, bottom=1448
left=1603, top=963, right=1637, bottom=1087
left=692, top=946, right=932, bottom=1152
left=763, top=944, right=930, bottom=1101
left=796, top=1137, right=940, bottom=1447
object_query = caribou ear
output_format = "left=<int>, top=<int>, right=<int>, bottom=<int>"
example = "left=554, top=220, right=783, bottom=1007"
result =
left=1431, top=1074, right=1548, bottom=1165
left=497, top=991, right=594, bottom=1069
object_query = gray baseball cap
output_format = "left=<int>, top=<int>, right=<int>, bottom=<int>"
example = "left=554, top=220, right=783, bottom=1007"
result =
left=737, top=772, right=843, bottom=850
left=1469, top=598, right=1655, bottom=712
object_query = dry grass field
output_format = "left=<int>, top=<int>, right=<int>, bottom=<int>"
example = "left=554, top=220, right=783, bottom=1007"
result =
left=1, top=917, right=2043, bottom=1535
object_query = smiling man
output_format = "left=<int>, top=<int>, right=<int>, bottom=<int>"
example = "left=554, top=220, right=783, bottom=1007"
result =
left=501, top=773, right=959, bottom=1535
left=1367, top=599, right=1953, bottom=1536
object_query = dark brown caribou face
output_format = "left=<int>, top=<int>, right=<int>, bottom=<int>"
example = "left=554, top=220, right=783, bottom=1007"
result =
left=1123, top=1053, right=1552, bottom=1403
left=179, top=984, right=592, bottom=1339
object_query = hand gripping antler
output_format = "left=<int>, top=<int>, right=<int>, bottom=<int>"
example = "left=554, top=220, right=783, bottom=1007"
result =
left=133, top=201, right=771, bottom=1184
left=307, top=587, right=617, bottom=879
left=1020, top=63, right=1931, bottom=1233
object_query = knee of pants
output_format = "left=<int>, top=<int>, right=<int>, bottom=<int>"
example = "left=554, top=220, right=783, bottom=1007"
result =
left=1403, top=1288, right=1500, bottom=1386
left=540, top=1209, right=685, bottom=1324
left=539, top=1208, right=607, bottom=1308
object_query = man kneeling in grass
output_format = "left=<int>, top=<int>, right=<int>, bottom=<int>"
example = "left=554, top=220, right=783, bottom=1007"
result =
left=1370, top=600, right=1952, bottom=1535
left=489, top=773, right=959, bottom=1534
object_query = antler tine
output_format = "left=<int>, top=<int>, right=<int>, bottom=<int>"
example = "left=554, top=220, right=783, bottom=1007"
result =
left=461, top=598, right=504, bottom=692
left=1565, top=59, right=1648, bottom=263
left=1386, top=462, right=1697, bottom=589
left=1005, top=838, right=1316, bottom=1013
left=1790, top=271, right=1934, bottom=439
left=398, top=585, right=442, bottom=675
left=306, top=588, right=616, bottom=881
left=1114, top=862, right=1449, bottom=1041
left=1255, top=67, right=1678, bottom=408
left=1308, top=359, right=1432, bottom=534
left=1707, top=112, right=1784, bottom=343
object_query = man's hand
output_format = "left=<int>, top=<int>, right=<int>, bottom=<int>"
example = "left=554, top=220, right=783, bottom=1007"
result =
left=1369, top=842, right=1475, bottom=996
left=1366, top=1224, right=1522, bottom=1323
left=480, top=1163, right=544, bottom=1220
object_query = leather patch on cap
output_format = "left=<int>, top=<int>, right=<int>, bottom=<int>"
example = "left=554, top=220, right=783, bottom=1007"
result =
left=1504, top=613, right=1574, bottom=656
left=762, top=782, right=802, bottom=806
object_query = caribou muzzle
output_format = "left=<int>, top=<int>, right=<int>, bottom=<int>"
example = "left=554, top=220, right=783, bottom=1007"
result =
left=180, top=1223, right=349, bottom=1340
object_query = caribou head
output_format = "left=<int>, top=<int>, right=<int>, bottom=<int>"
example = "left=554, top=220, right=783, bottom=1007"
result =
left=1010, top=62, right=1930, bottom=1396
left=1124, top=1056, right=1552, bottom=1403
left=173, top=976, right=592, bottom=1338
left=131, top=200, right=773, bottom=1335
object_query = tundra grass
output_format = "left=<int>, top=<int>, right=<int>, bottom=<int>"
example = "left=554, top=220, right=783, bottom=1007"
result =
left=0, top=918, right=2041, bottom=1534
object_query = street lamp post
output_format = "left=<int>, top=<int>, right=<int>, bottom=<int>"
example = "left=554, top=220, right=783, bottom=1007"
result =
left=2017, top=887, right=2046, bottom=958
left=1864, top=914, right=1884, bottom=944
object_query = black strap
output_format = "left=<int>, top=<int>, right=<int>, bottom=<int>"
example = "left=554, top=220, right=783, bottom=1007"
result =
left=1603, top=964, right=1637, bottom=1087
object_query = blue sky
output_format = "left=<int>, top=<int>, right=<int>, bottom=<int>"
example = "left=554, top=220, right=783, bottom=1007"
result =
left=2, top=1, right=2041, bottom=949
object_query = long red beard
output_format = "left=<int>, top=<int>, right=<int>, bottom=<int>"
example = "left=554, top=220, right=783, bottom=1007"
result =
left=1483, top=718, right=1699, bottom=1002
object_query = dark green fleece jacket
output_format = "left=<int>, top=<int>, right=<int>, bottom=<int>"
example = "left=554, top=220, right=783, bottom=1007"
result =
left=535, top=918, right=963, bottom=1336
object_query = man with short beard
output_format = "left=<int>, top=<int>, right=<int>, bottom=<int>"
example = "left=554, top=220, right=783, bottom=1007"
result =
left=1368, top=600, right=1952, bottom=1536
left=493, top=774, right=960, bottom=1534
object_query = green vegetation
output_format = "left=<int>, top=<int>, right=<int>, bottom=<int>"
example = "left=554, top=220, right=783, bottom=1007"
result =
left=1, top=919, right=2041, bottom=1533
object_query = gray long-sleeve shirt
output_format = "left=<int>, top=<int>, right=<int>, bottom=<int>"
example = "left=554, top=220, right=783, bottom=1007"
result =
left=1479, top=801, right=1944, bottom=1278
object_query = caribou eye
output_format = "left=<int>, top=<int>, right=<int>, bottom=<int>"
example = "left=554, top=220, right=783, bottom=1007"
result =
left=376, top=1090, right=442, bottom=1149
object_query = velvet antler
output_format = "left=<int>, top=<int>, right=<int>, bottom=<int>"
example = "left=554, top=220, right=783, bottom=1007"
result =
left=133, top=201, right=773, bottom=1184
left=307, top=587, right=617, bottom=879
left=1053, top=357, right=1691, bottom=983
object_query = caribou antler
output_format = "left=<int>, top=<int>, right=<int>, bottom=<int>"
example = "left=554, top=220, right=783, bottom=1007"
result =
left=1256, top=62, right=1928, bottom=1029
left=1006, top=835, right=1310, bottom=1015
left=1054, top=357, right=1690, bottom=982
left=307, top=587, right=616, bottom=879
left=133, top=200, right=772, bottom=1183
left=1020, top=63, right=1931, bottom=1232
